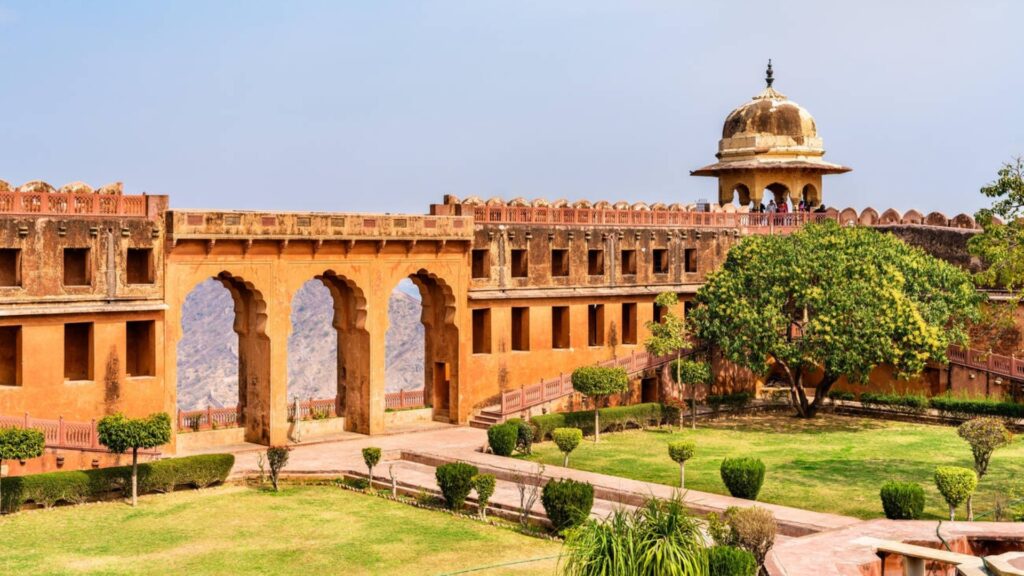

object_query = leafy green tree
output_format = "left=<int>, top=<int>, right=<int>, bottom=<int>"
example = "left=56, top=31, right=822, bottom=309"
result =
left=571, top=366, right=628, bottom=443
left=645, top=292, right=695, bottom=428
left=553, top=427, right=583, bottom=467
left=667, top=440, right=695, bottom=488
left=96, top=412, right=172, bottom=506
left=957, top=418, right=1013, bottom=520
left=934, top=466, right=978, bottom=521
left=362, top=447, right=382, bottom=487
left=968, top=157, right=1024, bottom=339
left=690, top=221, right=981, bottom=418
left=0, top=427, right=45, bottom=513
left=669, top=360, right=712, bottom=430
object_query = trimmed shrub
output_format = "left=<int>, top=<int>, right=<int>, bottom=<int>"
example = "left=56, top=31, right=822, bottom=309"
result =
left=827, top=390, right=856, bottom=402
left=668, top=440, right=696, bottom=489
left=0, top=454, right=234, bottom=513
left=487, top=423, right=518, bottom=456
left=435, top=462, right=478, bottom=511
left=362, top=447, right=382, bottom=484
left=934, top=466, right=977, bottom=520
left=930, top=394, right=1024, bottom=420
left=266, top=446, right=290, bottom=492
left=879, top=481, right=925, bottom=520
left=552, top=427, right=583, bottom=467
left=859, top=392, right=928, bottom=414
left=707, top=392, right=753, bottom=413
left=505, top=418, right=535, bottom=455
left=529, top=403, right=663, bottom=441
left=707, top=506, right=777, bottom=568
left=708, top=545, right=757, bottom=576
left=541, top=478, right=594, bottom=533
left=471, top=474, right=496, bottom=518
left=720, top=457, right=765, bottom=500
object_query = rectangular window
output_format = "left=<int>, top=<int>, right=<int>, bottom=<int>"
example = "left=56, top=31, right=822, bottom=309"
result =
left=653, top=248, right=669, bottom=274
left=551, top=249, right=569, bottom=277
left=587, top=304, right=605, bottom=347
left=684, top=248, right=698, bottom=273
left=511, top=307, right=530, bottom=351
left=653, top=302, right=666, bottom=325
left=621, top=303, right=638, bottom=345
left=126, top=320, right=156, bottom=377
left=63, top=248, right=91, bottom=286
left=472, top=309, right=491, bottom=354
left=64, top=322, right=93, bottom=381
left=587, top=249, right=605, bottom=276
left=0, top=249, right=21, bottom=287
left=471, top=249, right=489, bottom=279
left=0, top=326, right=21, bottom=386
left=511, top=249, right=528, bottom=278
left=551, top=306, right=570, bottom=349
left=126, top=248, right=154, bottom=284
left=621, top=249, right=637, bottom=276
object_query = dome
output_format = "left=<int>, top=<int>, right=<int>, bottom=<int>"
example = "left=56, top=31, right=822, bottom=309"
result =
left=722, top=87, right=817, bottom=143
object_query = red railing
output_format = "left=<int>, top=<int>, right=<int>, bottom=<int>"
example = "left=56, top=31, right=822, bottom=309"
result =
left=386, top=389, right=427, bottom=410
left=287, top=397, right=339, bottom=421
left=473, top=206, right=832, bottom=230
left=176, top=405, right=243, bottom=432
left=0, top=412, right=158, bottom=454
left=0, top=191, right=150, bottom=218
left=499, top=350, right=678, bottom=415
left=948, top=345, right=1024, bottom=381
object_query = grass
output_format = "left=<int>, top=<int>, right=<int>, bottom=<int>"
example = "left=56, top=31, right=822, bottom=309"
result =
left=524, top=413, right=1024, bottom=520
left=0, top=484, right=561, bottom=576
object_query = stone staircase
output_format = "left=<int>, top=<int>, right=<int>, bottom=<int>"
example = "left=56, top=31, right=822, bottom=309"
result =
left=469, top=407, right=503, bottom=430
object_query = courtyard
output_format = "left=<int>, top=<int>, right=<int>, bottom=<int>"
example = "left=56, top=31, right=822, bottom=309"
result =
left=0, top=485, right=561, bottom=576
left=523, top=413, right=1024, bottom=520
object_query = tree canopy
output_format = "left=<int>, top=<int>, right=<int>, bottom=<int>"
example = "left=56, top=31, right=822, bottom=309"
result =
left=690, top=220, right=982, bottom=417
left=571, top=366, right=628, bottom=443
left=97, top=412, right=172, bottom=454
left=969, top=157, right=1024, bottom=293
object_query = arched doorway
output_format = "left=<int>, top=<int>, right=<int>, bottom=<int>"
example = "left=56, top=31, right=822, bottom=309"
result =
left=765, top=183, right=790, bottom=208
left=388, top=269, right=459, bottom=424
left=287, top=279, right=340, bottom=422
left=177, top=272, right=271, bottom=444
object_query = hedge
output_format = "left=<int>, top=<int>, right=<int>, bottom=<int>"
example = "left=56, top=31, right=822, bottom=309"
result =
left=487, top=423, right=518, bottom=456
left=530, top=403, right=663, bottom=441
left=435, top=462, right=478, bottom=511
left=849, top=392, right=1024, bottom=420
left=859, top=392, right=929, bottom=414
left=879, top=480, right=925, bottom=520
left=707, top=393, right=753, bottom=412
left=720, top=457, right=765, bottom=500
left=0, top=453, right=234, bottom=513
left=827, top=390, right=856, bottom=402
left=541, top=478, right=594, bottom=533
left=707, top=545, right=757, bottom=576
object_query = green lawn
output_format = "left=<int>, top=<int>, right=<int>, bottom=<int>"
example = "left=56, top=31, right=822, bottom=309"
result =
left=524, top=413, right=1024, bottom=520
left=0, top=485, right=561, bottom=576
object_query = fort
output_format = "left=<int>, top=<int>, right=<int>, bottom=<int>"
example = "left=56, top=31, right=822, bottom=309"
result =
left=0, top=67, right=1019, bottom=479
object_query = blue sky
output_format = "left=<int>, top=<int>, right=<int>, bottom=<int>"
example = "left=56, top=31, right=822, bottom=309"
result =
left=0, top=1, right=1020, bottom=215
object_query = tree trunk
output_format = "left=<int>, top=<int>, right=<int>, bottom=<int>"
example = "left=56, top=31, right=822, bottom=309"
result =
left=967, top=495, right=974, bottom=521
left=676, top=353, right=684, bottom=430
left=0, top=458, right=4, bottom=514
left=679, top=462, right=685, bottom=489
left=368, top=465, right=374, bottom=490
left=131, top=448, right=139, bottom=507
left=563, top=453, right=569, bottom=467
left=594, top=404, right=600, bottom=443
left=805, top=373, right=839, bottom=418
left=949, top=504, right=956, bottom=521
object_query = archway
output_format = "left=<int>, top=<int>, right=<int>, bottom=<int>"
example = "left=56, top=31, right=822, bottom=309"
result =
left=800, top=184, right=819, bottom=207
left=725, top=183, right=751, bottom=208
left=287, top=279, right=342, bottom=422
left=384, top=279, right=427, bottom=415
left=385, top=269, right=460, bottom=424
left=177, top=272, right=271, bottom=444
left=764, top=183, right=790, bottom=208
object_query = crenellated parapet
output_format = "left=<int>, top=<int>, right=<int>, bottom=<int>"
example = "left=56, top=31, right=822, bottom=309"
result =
left=0, top=179, right=166, bottom=220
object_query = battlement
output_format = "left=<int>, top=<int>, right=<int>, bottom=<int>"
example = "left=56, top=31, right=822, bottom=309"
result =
left=166, top=210, right=473, bottom=242
left=0, top=180, right=167, bottom=221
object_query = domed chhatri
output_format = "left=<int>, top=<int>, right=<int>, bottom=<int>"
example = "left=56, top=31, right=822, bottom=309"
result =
left=692, top=60, right=850, bottom=208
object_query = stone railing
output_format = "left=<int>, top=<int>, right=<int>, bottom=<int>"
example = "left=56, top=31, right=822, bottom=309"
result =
left=948, top=345, right=1024, bottom=381
left=176, top=405, right=243, bottom=432
left=0, top=412, right=159, bottom=454
left=472, top=205, right=831, bottom=230
left=0, top=191, right=165, bottom=220
left=385, top=389, right=427, bottom=410
left=499, top=350, right=678, bottom=415
left=167, top=210, right=474, bottom=241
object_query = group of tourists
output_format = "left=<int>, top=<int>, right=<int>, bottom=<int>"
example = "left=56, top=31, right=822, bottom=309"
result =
left=750, top=198, right=821, bottom=213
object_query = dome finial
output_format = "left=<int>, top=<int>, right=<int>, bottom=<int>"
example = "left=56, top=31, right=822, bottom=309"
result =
left=765, top=59, right=774, bottom=88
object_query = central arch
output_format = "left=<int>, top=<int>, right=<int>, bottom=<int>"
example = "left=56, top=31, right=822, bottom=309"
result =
left=397, top=268, right=459, bottom=424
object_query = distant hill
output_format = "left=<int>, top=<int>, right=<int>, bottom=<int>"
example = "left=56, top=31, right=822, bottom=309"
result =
left=176, top=279, right=424, bottom=411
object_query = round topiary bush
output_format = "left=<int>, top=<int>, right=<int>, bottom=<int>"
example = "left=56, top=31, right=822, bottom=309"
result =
left=541, top=478, right=594, bottom=533
left=879, top=480, right=925, bottom=520
left=435, top=462, right=479, bottom=511
left=720, top=457, right=765, bottom=500
left=707, top=545, right=757, bottom=576
left=668, top=440, right=696, bottom=488
left=934, top=466, right=978, bottom=520
left=552, top=427, right=583, bottom=467
left=487, top=423, right=518, bottom=457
